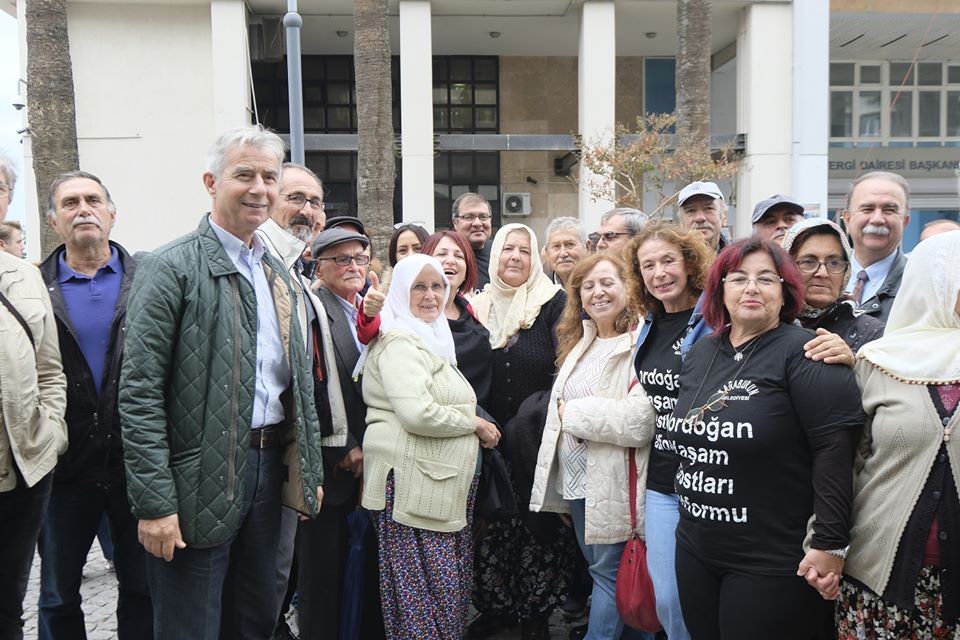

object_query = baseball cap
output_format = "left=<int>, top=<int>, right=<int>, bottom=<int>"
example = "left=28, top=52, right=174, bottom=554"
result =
left=323, top=215, right=367, bottom=235
left=751, top=195, right=804, bottom=224
left=677, top=181, right=725, bottom=207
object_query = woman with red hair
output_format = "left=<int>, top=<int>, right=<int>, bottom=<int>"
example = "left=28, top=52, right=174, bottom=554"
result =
left=670, top=238, right=864, bottom=639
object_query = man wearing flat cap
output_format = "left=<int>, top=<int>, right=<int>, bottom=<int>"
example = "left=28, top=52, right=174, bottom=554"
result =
left=751, top=194, right=805, bottom=245
left=295, top=227, right=385, bottom=640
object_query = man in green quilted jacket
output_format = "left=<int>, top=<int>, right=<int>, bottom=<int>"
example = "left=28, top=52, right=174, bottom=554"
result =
left=119, top=126, right=325, bottom=639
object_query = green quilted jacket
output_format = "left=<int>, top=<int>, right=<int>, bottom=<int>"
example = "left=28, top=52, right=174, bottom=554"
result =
left=120, top=215, right=323, bottom=547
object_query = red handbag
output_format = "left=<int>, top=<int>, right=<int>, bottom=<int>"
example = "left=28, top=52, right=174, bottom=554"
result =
left=615, top=448, right=662, bottom=632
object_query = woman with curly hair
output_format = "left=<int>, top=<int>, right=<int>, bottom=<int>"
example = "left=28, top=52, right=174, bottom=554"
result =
left=623, top=221, right=715, bottom=640
left=530, top=252, right=656, bottom=639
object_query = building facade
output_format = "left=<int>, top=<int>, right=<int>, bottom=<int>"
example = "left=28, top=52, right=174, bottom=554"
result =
left=9, top=0, right=956, bottom=258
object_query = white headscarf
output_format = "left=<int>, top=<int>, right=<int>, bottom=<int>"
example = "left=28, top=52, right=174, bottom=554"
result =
left=781, top=217, right=855, bottom=319
left=857, top=230, right=960, bottom=384
left=471, top=223, right=562, bottom=349
left=380, top=253, right=458, bottom=366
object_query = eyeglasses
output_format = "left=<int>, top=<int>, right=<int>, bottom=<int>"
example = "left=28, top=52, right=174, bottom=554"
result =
left=722, top=274, right=783, bottom=289
left=456, top=213, right=492, bottom=223
left=588, top=231, right=632, bottom=243
left=316, top=254, right=370, bottom=267
left=411, top=282, right=445, bottom=294
left=795, top=258, right=848, bottom=274
left=283, top=194, right=324, bottom=210
left=685, top=390, right=729, bottom=424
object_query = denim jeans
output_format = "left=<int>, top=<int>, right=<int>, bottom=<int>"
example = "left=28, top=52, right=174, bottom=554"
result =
left=146, top=446, right=284, bottom=640
left=568, top=499, right=652, bottom=640
left=38, top=479, right=152, bottom=640
left=0, top=469, right=53, bottom=640
left=644, top=490, right=691, bottom=640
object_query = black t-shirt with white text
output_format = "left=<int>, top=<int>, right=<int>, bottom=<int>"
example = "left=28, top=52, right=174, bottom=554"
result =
left=670, top=323, right=863, bottom=576
left=636, top=308, right=694, bottom=494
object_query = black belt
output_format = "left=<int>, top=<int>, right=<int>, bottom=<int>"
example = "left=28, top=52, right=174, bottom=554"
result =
left=249, top=422, right=291, bottom=450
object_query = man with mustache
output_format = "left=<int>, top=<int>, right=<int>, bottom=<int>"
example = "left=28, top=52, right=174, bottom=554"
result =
left=840, top=171, right=910, bottom=324
left=751, top=194, right=805, bottom=245
left=37, top=171, right=153, bottom=639
left=256, top=163, right=348, bottom=640
left=676, top=181, right=729, bottom=254
left=543, top=216, right=586, bottom=286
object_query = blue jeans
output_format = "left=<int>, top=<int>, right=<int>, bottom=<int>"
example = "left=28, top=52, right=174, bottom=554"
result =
left=146, top=446, right=284, bottom=640
left=0, top=469, right=53, bottom=640
left=38, top=478, right=152, bottom=640
left=644, top=490, right=691, bottom=640
left=568, top=499, right=651, bottom=640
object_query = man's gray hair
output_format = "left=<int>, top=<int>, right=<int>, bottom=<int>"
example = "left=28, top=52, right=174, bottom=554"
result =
left=451, top=192, right=491, bottom=221
left=45, top=170, right=116, bottom=221
left=544, top=216, right=586, bottom=246
left=282, top=162, right=323, bottom=190
left=923, top=218, right=960, bottom=232
left=601, top=207, right=648, bottom=235
left=205, top=125, right=286, bottom=179
left=0, top=153, right=16, bottom=198
left=844, top=171, right=911, bottom=211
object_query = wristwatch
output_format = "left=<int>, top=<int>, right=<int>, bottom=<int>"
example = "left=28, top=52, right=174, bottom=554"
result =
left=824, top=545, right=849, bottom=559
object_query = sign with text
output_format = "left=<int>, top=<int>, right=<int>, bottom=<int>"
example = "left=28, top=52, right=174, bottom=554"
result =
left=828, top=147, right=960, bottom=179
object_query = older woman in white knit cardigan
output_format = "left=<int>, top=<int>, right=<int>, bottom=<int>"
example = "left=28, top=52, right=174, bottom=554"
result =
left=360, top=253, right=499, bottom=640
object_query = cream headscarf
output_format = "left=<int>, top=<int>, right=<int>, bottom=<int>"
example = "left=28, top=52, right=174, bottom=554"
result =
left=379, top=253, right=458, bottom=365
left=857, top=230, right=960, bottom=384
left=472, top=223, right=561, bottom=349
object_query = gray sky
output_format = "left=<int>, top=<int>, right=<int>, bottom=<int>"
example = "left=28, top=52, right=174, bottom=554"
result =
left=1, top=13, right=26, bottom=226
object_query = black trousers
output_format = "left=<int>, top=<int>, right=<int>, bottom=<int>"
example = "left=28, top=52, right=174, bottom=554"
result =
left=676, top=543, right=830, bottom=640
left=296, top=502, right=384, bottom=640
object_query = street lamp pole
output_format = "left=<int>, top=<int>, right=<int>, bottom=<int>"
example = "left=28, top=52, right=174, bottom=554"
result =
left=284, top=0, right=305, bottom=164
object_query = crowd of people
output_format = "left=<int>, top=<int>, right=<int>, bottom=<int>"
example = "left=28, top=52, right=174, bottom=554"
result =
left=0, top=127, right=959, bottom=640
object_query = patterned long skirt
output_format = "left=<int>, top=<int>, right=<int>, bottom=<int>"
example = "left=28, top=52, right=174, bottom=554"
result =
left=837, top=566, right=960, bottom=639
left=373, top=472, right=478, bottom=640
left=472, top=513, right=576, bottom=620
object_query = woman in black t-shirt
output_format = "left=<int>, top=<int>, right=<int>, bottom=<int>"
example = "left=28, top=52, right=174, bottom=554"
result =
left=625, top=221, right=715, bottom=640
left=671, top=238, right=864, bottom=640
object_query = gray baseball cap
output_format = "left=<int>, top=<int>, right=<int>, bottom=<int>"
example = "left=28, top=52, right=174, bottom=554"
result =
left=751, top=195, right=804, bottom=224
left=678, top=181, right=725, bottom=207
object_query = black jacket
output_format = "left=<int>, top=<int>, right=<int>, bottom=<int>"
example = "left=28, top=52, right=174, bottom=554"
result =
left=855, top=249, right=907, bottom=325
left=800, top=300, right=885, bottom=354
left=39, top=241, right=137, bottom=487
left=316, top=285, right=367, bottom=506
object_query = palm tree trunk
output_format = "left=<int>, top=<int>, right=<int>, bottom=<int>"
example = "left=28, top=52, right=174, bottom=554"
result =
left=353, top=0, right=395, bottom=265
left=26, top=0, right=80, bottom=258
left=675, top=0, right=712, bottom=167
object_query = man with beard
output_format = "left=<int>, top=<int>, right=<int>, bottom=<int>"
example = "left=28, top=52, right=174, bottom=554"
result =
left=840, top=171, right=911, bottom=324
left=751, top=194, right=805, bottom=245
left=256, top=163, right=348, bottom=639
left=676, top=181, right=729, bottom=253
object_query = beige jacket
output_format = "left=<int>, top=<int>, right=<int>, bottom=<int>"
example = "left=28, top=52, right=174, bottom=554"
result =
left=844, top=359, right=960, bottom=594
left=529, top=323, right=656, bottom=545
left=361, top=331, right=479, bottom=532
left=0, top=252, right=68, bottom=491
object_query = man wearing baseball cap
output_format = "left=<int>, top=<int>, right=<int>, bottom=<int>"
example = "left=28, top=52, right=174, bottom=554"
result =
left=751, top=194, right=805, bottom=245
left=677, top=181, right=729, bottom=253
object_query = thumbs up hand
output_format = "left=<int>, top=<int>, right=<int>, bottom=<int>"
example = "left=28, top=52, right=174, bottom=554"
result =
left=363, top=270, right=385, bottom=318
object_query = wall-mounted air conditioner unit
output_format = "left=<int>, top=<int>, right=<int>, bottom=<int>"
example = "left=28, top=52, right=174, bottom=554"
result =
left=502, top=192, right=532, bottom=216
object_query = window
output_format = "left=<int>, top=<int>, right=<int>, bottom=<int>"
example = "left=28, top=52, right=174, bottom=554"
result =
left=830, top=61, right=960, bottom=148
left=433, top=57, right=499, bottom=133
left=433, top=152, right=500, bottom=230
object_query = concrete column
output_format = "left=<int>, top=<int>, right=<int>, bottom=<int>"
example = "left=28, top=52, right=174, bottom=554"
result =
left=792, top=0, right=830, bottom=218
left=210, top=0, right=250, bottom=133
left=735, top=3, right=794, bottom=238
left=399, top=0, right=435, bottom=230
left=577, top=1, right=616, bottom=233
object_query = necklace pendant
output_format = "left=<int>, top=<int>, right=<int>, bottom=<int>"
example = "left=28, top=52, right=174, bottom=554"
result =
left=734, top=352, right=744, bottom=362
